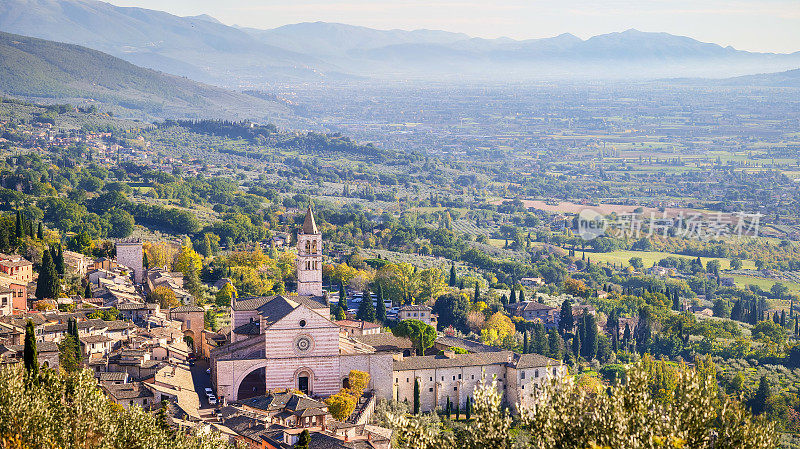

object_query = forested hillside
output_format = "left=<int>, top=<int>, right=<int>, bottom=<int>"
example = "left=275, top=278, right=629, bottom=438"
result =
left=0, top=31, right=298, bottom=124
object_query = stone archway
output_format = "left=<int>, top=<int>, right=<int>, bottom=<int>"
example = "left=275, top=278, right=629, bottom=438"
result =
left=237, top=366, right=266, bottom=400
left=293, top=367, right=314, bottom=395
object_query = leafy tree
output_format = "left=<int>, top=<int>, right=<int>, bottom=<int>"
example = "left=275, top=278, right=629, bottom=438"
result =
left=106, top=209, right=135, bottom=238
left=325, top=391, right=357, bottom=421
left=0, top=367, right=223, bottom=448
left=35, top=249, right=60, bottom=300
left=752, top=320, right=786, bottom=345
left=432, top=292, right=469, bottom=332
left=356, top=289, right=376, bottom=322
left=295, top=429, right=310, bottom=449
left=215, top=283, right=236, bottom=307
left=393, top=319, right=437, bottom=356
left=151, top=286, right=179, bottom=309
left=204, top=309, right=218, bottom=331
left=629, top=257, right=644, bottom=269
left=730, top=258, right=743, bottom=270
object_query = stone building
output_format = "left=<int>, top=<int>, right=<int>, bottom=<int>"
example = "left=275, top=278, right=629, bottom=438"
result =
left=393, top=351, right=566, bottom=413
left=115, top=239, right=144, bottom=284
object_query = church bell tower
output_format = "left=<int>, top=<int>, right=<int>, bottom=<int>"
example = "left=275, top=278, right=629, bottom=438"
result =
left=297, top=204, right=323, bottom=297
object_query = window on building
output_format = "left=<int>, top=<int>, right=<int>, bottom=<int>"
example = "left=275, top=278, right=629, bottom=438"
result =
left=458, top=374, right=462, bottom=379
left=407, top=378, right=409, bottom=383
left=453, top=387, right=457, bottom=391
left=453, top=376, right=455, bottom=381
left=429, top=377, right=433, bottom=381
left=521, top=371, right=525, bottom=379
left=429, top=388, right=433, bottom=392
left=535, top=370, right=539, bottom=378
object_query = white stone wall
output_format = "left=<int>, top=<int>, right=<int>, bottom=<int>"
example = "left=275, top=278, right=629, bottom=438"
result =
left=393, top=364, right=507, bottom=412
left=507, top=364, right=568, bottom=413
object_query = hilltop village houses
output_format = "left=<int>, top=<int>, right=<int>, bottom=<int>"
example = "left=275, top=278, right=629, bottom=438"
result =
left=1, top=205, right=568, bottom=445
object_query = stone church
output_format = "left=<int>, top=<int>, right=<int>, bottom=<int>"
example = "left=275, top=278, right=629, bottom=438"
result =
left=210, top=206, right=393, bottom=403
left=211, top=205, right=566, bottom=412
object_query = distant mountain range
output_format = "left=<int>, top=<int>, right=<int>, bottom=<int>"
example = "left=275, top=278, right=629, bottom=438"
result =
left=0, top=0, right=799, bottom=85
left=0, top=30, right=301, bottom=124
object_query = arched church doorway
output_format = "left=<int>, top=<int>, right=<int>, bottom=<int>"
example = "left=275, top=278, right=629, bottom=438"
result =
left=238, top=367, right=266, bottom=400
left=296, top=369, right=312, bottom=395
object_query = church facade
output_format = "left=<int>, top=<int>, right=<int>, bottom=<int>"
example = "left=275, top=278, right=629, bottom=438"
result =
left=210, top=206, right=393, bottom=403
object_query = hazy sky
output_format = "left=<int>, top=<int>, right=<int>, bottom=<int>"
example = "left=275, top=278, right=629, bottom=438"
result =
left=105, top=0, right=800, bottom=53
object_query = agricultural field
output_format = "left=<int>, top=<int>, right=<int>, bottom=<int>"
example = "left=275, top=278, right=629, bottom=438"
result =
left=581, top=249, right=756, bottom=270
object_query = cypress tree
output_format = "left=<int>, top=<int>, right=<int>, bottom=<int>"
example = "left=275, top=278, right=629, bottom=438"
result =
left=559, top=298, right=574, bottom=335
left=474, top=282, right=480, bottom=302
left=15, top=210, right=22, bottom=240
left=84, top=283, right=92, bottom=299
left=781, top=310, right=787, bottom=327
left=465, top=397, right=471, bottom=420
left=413, top=378, right=420, bottom=415
left=446, top=396, right=451, bottom=419
left=449, top=264, right=456, bottom=287
left=36, top=222, right=43, bottom=240
left=548, top=328, right=562, bottom=359
left=518, top=288, right=525, bottom=302
left=572, top=330, right=581, bottom=359
left=623, top=323, right=632, bottom=351
left=454, top=397, right=460, bottom=420
left=357, top=288, right=376, bottom=322
left=375, top=284, right=386, bottom=322
left=523, top=331, right=529, bottom=354
left=335, top=304, right=346, bottom=321
left=143, top=251, right=150, bottom=270
left=459, top=279, right=464, bottom=289
left=35, top=249, right=59, bottom=300
left=751, top=375, right=771, bottom=415
left=339, top=282, right=348, bottom=310
left=500, top=294, right=508, bottom=307
left=23, top=320, right=38, bottom=379
left=510, top=288, right=517, bottom=304
left=583, top=313, right=598, bottom=360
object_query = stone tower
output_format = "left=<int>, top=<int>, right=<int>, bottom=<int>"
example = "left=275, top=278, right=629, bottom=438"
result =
left=296, top=204, right=323, bottom=297
left=115, top=239, right=144, bottom=284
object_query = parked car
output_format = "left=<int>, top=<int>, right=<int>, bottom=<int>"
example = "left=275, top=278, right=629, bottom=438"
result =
left=207, top=395, right=217, bottom=405
left=204, top=388, right=213, bottom=395
left=206, top=368, right=211, bottom=375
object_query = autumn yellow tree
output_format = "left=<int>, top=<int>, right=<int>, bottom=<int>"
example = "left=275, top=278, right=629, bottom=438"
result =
left=415, top=268, right=447, bottom=304
left=481, top=312, right=515, bottom=347
left=325, top=391, right=357, bottom=421
left=348, top=370, right=370, bottom=396
left=151, top=285, right=179, bottom=308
